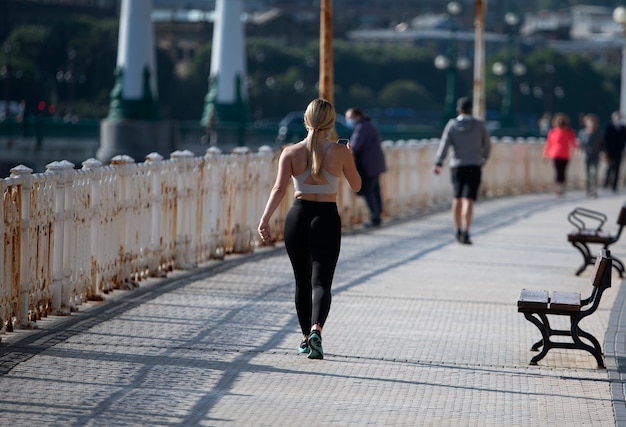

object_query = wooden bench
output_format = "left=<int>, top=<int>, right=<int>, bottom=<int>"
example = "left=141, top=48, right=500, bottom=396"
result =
left=517, top=249, right=612, bottom=368
left=567, top=203, right=626, bottom=277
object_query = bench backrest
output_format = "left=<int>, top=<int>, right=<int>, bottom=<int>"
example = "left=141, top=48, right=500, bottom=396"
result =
left=591, top=249, right=611, bottom=289
left=617, top=204, right=626, bottom=227
left=580, top=249, right=612, bottom=313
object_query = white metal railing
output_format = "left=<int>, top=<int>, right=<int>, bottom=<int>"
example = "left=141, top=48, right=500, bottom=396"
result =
left=0, top=138, right=589, bottom=333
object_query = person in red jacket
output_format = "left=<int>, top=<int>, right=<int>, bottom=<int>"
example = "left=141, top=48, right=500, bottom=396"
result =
left=543, top=112, right=578, bottom=197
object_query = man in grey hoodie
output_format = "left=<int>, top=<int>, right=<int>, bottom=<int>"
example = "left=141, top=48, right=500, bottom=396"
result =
left=432, top=97, right=491, bottom=245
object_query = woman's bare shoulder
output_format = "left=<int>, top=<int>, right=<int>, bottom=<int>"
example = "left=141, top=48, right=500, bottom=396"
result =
left=324, top=142, right=352, bottom=169
left=280, top=141, right=305, bottom=157
left=330, top=142, right=351, bottom=158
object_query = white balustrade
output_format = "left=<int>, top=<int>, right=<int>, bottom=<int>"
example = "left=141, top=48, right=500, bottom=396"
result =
left=0, top=178, right=8, bottom=332
left=143, top=153, right=167, bottom=277
left=202, top=147, right=226, bottom=259
left=81, top=158, right=104, bottom=298
left=46, top=160, right=75, bottom=316
left=0, top=139, right=593, bottom=331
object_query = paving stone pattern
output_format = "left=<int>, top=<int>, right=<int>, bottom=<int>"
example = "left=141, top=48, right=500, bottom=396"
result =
left=1, top=191, right=625, bottom=426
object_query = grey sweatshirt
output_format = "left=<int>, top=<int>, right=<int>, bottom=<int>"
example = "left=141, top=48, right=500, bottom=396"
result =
left=434, top=115, right=491, bottom=168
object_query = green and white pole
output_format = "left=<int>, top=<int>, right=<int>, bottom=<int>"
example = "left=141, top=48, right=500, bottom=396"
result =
left=99, top=0, right=171, bottom=163
left=107, top=0, right=159, bottom=121
left=201, top=0, right=248, bottom=146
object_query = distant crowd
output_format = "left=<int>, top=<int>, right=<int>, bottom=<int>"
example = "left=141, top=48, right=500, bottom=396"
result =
left=540, top=111, right=626, bottom=198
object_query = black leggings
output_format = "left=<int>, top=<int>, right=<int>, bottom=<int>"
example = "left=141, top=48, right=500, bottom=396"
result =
left=553, top=158, right=569, bottom=184
left=284, top=199, right=341, bottom=336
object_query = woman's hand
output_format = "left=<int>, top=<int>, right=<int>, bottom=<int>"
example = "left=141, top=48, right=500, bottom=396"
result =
left=258, top=219, right=271, bottom=242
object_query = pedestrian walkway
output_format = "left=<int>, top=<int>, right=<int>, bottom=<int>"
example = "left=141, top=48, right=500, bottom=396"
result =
left=1, top=190, right=626, bottom=426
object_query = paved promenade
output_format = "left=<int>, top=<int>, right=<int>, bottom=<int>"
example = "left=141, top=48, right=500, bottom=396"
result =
left=2, top=190, right=626, bottom=426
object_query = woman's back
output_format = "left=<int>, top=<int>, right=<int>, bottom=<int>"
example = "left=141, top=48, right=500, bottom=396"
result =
left=290, top=140, right=344, bottom=177
left=545, top=126, right=576, bottom=159
left=288, top=139, right=359, bottom=202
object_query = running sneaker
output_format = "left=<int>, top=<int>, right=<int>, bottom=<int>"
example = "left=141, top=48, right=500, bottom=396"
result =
left=298, top=339, right=309, bottom=354
left=307, top=330, right=323, bottom=359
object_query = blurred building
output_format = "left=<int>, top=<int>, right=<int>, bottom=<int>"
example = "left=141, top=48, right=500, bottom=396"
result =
left=521, top=6, right=623, bottom=66
left=6, top=1, right=625, bottom=73
left=345, top=4, right=624, bottom=67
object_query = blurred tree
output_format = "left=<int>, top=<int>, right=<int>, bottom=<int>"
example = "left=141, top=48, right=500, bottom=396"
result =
left=378, top=80, right=433, bottom=109
left=486, top=47, right=618, bottom=130
left=2, top=17, right=118, bottom=118
left=345, top=83, right=376, bottom=110
left=0, top=17, right=622, bottom=132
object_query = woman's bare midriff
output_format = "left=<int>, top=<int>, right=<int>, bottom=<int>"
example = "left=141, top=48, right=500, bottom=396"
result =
left=295, top=193, right=337, bottom=203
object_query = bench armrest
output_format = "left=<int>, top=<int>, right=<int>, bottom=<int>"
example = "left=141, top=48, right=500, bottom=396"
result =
left=568, top=207, right=607, bottom=232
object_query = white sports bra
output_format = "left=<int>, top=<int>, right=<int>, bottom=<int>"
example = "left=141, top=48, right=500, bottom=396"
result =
left=292, top=141, right=340, bottom=195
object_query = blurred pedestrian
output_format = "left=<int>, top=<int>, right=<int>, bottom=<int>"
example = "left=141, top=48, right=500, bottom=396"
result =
left=18, top=100, right=31, bottom=137
left=543, top=112, right=577, bottom=197
left=432, top=97, right=491, bottom=245
left=577, top=113, right=603, bottom=198
left=258, top=98, right=361, bottom=359
left=345, top=107, right=387, bottom=227
left=538, top=112, right=552, bottom=137
left=602, top=111, right=626, bottom=192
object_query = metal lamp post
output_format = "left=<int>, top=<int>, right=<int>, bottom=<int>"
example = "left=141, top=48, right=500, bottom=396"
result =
left=613, top=6, right=626, bottom=117
left=492, top=60, right=526, bottom=128
left=434, top=1, right=469, bottom=125
left=473, top=0, right=486, bottom=120
left=494, top=12, right=524, bottom=129
left=434, top=54, right=471, bottom=121
left=320, top=0, right=334, bottom=106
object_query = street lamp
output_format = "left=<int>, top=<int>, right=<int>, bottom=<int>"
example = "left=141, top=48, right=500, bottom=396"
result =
left=55, top=49, right=77, bottom=120
left=494, top=11, right=524, bottom=129
left=492, top=61, right=526, bottom=128
left=447, top=1, right=461, bottom=16
left=434, top=54, right=471, bottom=118
left=434, top=1, right=470, bottom=124
left=613, top=6, right=626, bottom=116
left=504, top=12, right=519, bottom=28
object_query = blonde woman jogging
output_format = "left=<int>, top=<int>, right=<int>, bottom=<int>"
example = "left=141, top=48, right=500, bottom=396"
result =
left=258, top=98, right=361, bottom=359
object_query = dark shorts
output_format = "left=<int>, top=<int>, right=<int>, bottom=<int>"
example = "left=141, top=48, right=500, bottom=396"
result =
left=451, top=166, right=482, bottom=200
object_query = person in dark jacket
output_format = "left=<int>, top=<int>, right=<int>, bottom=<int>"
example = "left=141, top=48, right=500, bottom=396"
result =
left=603, top=111, right=626, bottom=192
left=578, top=114, right=603, bottom=198
left=345, top=107, right=387, bottom=227
left=432, top=97, right=491, bottom=245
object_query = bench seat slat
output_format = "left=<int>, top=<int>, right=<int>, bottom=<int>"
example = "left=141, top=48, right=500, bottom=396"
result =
left=549, top=291, right=581, bottom=311
left=518, top=289, right=549, bottom=310
left=568, top=230, right=613, bottom=243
